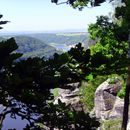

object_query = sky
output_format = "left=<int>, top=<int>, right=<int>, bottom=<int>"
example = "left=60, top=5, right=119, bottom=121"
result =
left=0, top=0, right=112, bottom=33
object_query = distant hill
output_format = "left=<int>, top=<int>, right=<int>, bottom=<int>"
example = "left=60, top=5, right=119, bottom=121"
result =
left=0, top=32, right=92, bottom=58
left=0, top=37, right=6, bottom=42
left=27, top=32, right=89, bottom=51
left=0, top=35, right=61, bottom=59
left=14, top=36, right=61, bottom=59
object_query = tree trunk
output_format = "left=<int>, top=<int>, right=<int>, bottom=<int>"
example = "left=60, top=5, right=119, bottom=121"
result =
left=0, top=116, right=4, bottom=129
left=121, top=77, right=130, bottom=130
left=121, top=32, right=130, bottom=130
left=121, top=0, right=130, bottom=128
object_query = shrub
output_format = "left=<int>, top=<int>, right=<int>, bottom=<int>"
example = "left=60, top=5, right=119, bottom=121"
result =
left=117, top=83, right=126, bottom=98
left=52, top=88, right=59, bottom=98
left=79, top=74, right=126, bottom=111
left=79, top=75, right=108, bottom=111
left=117, top=74, right=127, bottom=99
left=101, top=119, right=122, bottom=130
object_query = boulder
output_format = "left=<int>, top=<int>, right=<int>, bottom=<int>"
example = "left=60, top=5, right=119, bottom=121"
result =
left=94, top=78, right=122, bottom=120
left=94, top=77, right=130, bottom=130
left=108, top=97, right=124, bottom=119
left=54, top=82, right=84, bottom=111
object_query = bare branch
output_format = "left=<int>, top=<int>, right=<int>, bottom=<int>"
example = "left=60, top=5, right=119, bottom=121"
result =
left=0, top=21, right=9, bottom=25
left=56, top=0, right=69, bottom=5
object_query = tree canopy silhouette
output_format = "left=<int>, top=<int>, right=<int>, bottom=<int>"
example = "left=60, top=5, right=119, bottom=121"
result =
left=51, top=0, right=130, bottom=129
left=51, top=0, right=106, bottom=8
left=0, top=38, right=100, bottom=129
left=0, top=14, right=9, bottom=29
left=1, top=0, right=130, bottom=129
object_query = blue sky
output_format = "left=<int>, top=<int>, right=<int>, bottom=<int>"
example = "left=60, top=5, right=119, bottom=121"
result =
left=0, top=0, right=112, bottom=32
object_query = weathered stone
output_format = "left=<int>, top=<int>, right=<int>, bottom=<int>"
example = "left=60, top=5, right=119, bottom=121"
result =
left=94, top=78, right=130, bottom=130
left=94, top=78, right=122, bottom=120
left=54, top=82, right=83, bottom=111
left=108, top=97, right=124, bottom=119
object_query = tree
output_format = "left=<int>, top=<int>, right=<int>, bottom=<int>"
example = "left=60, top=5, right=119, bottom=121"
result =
left=51, top=0, right=106, bottom=9
left=0, top=40, right=100, bottom=129
left=0, top=14, right=9, bottom=29
left=52, top=0, right=130, bottom=130
left=0, top=14, right=100, bottom=129
left=88, top=15, right=128, bottom=75
left=1, top=0, right=129, bottom=128
left=119, top=1, right=130, bottom=129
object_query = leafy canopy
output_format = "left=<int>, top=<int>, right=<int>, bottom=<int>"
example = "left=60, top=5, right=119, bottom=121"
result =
left=51, top=0, right=107, bottom=9
left=0, top=38, right=100, bottom=129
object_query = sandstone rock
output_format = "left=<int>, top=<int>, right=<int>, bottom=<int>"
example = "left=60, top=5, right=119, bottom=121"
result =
left=109, top=97, right=124, bottom=119
left=94, top=78, right=130, bottom=130
left=54, top=82, right=83, bottom=111
left=94, top=78, right=122, bottom=120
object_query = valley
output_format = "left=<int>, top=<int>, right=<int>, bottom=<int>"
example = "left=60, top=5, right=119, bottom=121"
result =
left=0, top=32, right=89, bottom=59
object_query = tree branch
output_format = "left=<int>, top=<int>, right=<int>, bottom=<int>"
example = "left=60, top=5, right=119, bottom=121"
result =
left=56, top=0, right=69, bottom=5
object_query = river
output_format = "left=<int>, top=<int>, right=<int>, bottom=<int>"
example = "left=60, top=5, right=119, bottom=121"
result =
left=0, top=105, right=28, bottom=130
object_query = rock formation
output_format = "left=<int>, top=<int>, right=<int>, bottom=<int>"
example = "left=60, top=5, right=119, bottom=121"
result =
left=94, top=78, right=130, bottom=130
left=54, top=82, right=84, bottom=111
left=94, top=78, right=123, bottom=120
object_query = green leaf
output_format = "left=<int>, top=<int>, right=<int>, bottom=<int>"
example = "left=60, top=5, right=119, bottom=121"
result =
left=85, top=73, right=93, bottom=81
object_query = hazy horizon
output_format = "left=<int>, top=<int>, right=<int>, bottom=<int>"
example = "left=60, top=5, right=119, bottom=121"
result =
left=0, top=0, right=112, bottom=33
left=0, top=28, right=87, bottom=33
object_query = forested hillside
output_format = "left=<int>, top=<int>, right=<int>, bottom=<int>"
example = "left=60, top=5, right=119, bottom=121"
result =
left=0, top=32, right=90, bottom=56
left=27, top=32, right=89, bottom=50
left=14, top=36, right=61, bottom=59
left=0, top=35, right=61, bottom=59
left=1, top=0, right=130, bottom=129
left=28, top=33, right=88, bottom=45
left=0, top=37, right=5, bottom=41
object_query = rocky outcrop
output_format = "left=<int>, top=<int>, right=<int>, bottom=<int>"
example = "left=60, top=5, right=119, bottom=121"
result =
left=94, top=78, right=130, bottom=130
left=94, top=78, right=123, bottom=120
left=54, top=82, right=84, bottom=111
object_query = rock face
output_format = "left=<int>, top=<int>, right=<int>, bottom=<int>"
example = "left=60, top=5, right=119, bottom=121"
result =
left=94, top=78, right=123, bottom=120
left=94, top=78, right=130, bottom=130
left=54, top=82, right=83, bottom=111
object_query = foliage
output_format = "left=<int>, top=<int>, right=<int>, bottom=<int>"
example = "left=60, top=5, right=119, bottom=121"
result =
left=0, top=2, right=129, bottom=128
left=0, top=38, right=22, bottom=69
left=107, top=74, right=126, bottom=98
left=117, top=79, right=126, bottom=99
left=80, top=75, right=108, bottom=111
left=51, top=0, right=107, bottom=9
left=0, top=38, right=100, bottom=129
left=0, top=25, right=128, bottom=130
left=100, top=119, right=122, bottom=130
left=66, top=15, right=128, bottom=113
left=116, top=73, right=127, bottom=99
left=14, top=36, right=61, bottom=59
left=88, top=15, right=128, bottom=75
left=80, top=73, right=126, bottom=111
left=114, top=1, right=130, bottom=129
left=52, top=0, right=129, bottom=129
left=79, top=15, right=128, bottom=110
left=52, top=88, right=59, bottom=98
left=0, top=14, right=9, bottom=29
left=37, top=100, right=100, bottom=130
left=1, top=33, right=89, bottom=58
left=117, top=84, right=126, bottom=99
left=108, top=74, right=123, bottom=84
left=68, top=43, right=91, bottom=79
left=0, top=14, right=128, bottom=130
